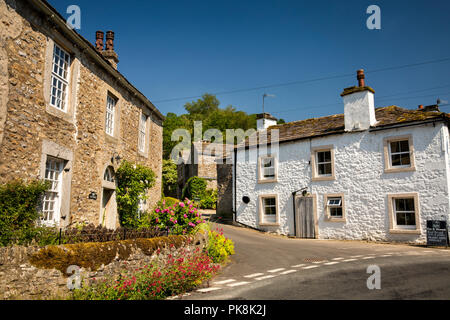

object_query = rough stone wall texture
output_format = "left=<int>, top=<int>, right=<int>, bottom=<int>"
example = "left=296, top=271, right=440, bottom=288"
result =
left=216, top=163, right=233, bottom=218
left=0, top=232, right=208, bottom=300
left=235, top=123, right=450, bottom=243
left=0, top=0, right=163, bottom=228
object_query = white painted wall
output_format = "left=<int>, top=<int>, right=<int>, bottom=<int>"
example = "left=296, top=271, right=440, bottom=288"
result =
left=344, top=91, right=377, bottom=131
left=234, top=122, right=450, bottom=243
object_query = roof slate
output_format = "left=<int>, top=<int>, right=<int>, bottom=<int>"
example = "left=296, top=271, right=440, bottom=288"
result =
left=242, top=106, right=449, bottom=147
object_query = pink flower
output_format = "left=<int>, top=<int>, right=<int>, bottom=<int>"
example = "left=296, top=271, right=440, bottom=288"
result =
left=184, top=214, right=188, bottom=219
left=155, top=208, right=160, bottom=213
left=179, top=202, right=185, bottom=208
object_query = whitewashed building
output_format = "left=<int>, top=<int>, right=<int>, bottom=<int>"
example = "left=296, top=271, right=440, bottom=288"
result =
left=232, top=70, right=450, bottom=243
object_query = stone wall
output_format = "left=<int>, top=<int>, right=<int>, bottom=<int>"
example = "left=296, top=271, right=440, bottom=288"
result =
left=0, top=0, right=163, bottom=228
left=216, top=163, right=233, bottom=219
left=0, top=232, right=208, bottom=300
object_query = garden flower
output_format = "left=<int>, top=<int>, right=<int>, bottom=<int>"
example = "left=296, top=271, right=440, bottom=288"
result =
left=184, top=214, right=188, bottom=219
left=179, top=202, right=185, bottom=208
left=155, top=208, right=160, bottom=213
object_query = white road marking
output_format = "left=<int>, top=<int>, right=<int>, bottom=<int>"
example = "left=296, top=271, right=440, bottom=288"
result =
left=197, top=287, right=222, bottom=293
left=214, top=279, right=236, bottom=285
left=342, top=259, right=357, bottom=262
left=332, top=257, right=345, bottom=261
left=244, top=273, right=265, bottom=279
left=324, top=261, right=340, bottom=266
left=302, top=265, right=320, bottom=270
left=268, top=268, right=286, bottom=273
left=255, top=275, right=277, bottom=281
left=379, top=254, right=392, bottom=257
left=227, top=281, right=250, bottom=287
left=280, top=270, right=297, bottom=275
left=292, top=264, right=306, bottom=268
left=350, top=255, right=364, bottom=258
left=361, top=256, right=375, bottom=260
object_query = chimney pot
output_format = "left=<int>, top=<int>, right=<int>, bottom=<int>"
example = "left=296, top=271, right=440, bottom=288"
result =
left=418, top=105, right=424, bottom=110
left=95, top=31, right=104, bottom=52
left=105, top=31, right=115, bottom=51
left=357, top=69, right=365, bottom=87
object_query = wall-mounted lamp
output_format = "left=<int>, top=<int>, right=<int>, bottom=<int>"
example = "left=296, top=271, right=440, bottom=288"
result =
left=111, top=152, right=122, bottom=164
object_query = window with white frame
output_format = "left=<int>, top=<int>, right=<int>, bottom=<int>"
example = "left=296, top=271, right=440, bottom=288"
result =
left=260, top=196, right=277, bottom=224
left=104, top=166, right=115, bottom=183
left=258, top=155, right=277, bottom=182
left=41, top=157, right=64, bottom=225
left=327, top=197, right=343, bottom=218
left=105, top=95, right=116, bottom=136
left=311, top=146, right=335, bottom=181
left=50, top=44, right=71, bottom=111
left=393, top=198, right=416, bottom=229
left=384, top=136, right=415, bottom=173
left=138, top=113, right=147, bottom=153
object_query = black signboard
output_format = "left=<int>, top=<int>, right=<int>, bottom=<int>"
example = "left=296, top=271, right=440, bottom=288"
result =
left=426, top=220, right=449, bottom=247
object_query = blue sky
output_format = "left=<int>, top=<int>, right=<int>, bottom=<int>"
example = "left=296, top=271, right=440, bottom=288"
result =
left=49, top=0, right=450, bottom=122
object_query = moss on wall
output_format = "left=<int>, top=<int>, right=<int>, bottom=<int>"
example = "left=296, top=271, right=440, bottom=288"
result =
left=29, top=235, right=189, bottom=275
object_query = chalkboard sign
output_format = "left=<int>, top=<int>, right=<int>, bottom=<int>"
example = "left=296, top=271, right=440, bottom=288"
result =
left=427, top=220, right=449, bottom=247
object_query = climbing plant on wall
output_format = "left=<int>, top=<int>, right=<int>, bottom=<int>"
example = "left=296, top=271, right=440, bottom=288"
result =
left=116, top=160, right=155, bottom=229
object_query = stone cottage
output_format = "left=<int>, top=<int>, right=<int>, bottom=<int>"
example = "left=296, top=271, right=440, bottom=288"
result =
left=177, top=141, right=227, bottom=199
left=231, top=70, right=450, bottom=243
left=0, top=0, right=164, bottom=229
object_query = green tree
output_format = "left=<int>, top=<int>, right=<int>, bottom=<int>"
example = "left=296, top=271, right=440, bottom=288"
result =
left=162, top=94, right=257, bottom=160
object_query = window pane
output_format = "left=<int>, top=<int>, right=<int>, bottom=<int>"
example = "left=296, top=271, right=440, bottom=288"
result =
left=264, top=197, right=275, bottom=207
left=391, top=154, right=401, bottom=166
left=330, top=207, right=343, bottom=217
left=400, top=140, right=410, bottom=152
left=390, top=141, right=400, bottom=153
left=400, top=154, right=411, bottom=166
left=318, top=163, right=332, bottom=175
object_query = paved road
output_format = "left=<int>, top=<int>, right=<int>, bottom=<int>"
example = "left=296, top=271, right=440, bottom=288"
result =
left=183, top=223, right=450, bottom=300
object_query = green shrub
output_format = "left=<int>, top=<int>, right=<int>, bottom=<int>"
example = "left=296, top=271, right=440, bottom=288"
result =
left=162, top=160, right=178, bottom=198
left=0, top=179, right=50, bottom=247
left=157, top=197, right=179, bottom=208
left=207, top=228, right=235, bottom=263
left=200, top=189, right=217, bottom=209
left=116, top=160, right=156, bottom=229
left=181, top=176, right=207, bottom=201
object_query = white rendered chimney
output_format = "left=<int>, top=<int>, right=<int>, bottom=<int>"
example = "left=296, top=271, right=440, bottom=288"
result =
left=342, top=69, right=377, bottom=131
left=257, top=113, right=277, bottom=131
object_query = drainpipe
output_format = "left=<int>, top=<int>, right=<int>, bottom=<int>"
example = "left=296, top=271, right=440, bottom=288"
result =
left=233, top=147, right=237, bottom=223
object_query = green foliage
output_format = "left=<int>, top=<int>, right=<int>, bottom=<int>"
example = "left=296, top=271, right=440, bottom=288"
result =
left=157, top=197, right=179, bottom=208
left=162, top=160, right=178, bottom=198
left=0, top=179, right=50, bottom=247
left=207, top=228, right=235, bottom=263
left=163, top=94, right=257, bottom=159
left=181, top=176, right=207, bottom=201
left=200, top=189, right=217, bottom=210
left=143, top=199, right=205, bottom=235
left=71, top=247, right=219, bottom=300
left=116, top=160, right=156, bottom=229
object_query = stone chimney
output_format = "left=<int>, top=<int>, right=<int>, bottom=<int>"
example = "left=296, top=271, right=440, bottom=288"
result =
left=341, top=69, right=377, bottom=131
left=99, top=31, right=119, bottom=69
left=256, top=113, right=278, bottom=131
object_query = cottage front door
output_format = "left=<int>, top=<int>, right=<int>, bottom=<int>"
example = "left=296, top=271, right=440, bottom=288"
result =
left=295, top=196, right=316, bottom=239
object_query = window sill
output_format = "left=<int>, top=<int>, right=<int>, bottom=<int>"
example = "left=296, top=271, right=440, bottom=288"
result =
left=389, top=229, right=421, bottom=235
left=105, top=133, right=119, bottom=144
left=384, top=166, right=416, bottom=174
left=258, top=179, right=278, bottom=184
left=46, top=104, right=74, bottom=123
left=326, top=217, right=346, bottom=223
left=312, top=175, right=335, bottom=182
left=138, top=150, right=149, bottom=159
left=259, top=222, right=280, bottom=227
